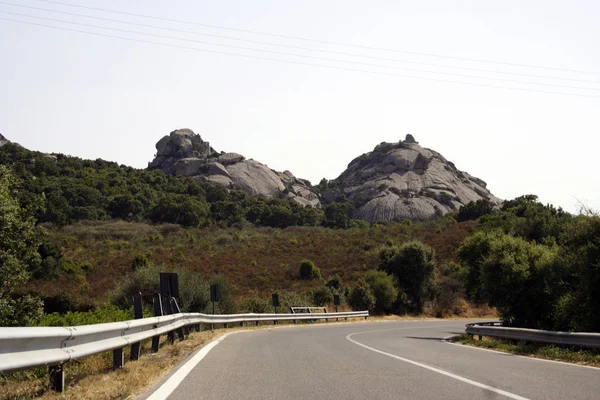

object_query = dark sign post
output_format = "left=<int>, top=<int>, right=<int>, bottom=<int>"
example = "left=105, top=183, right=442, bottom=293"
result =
left=334, top=295, right=341, bottom=321
left=210, top=284, right=221, bottom=313
left=272, top=293, right=280, bottom=324
left=210, top=284, right=220, bottom=330
left=160, top=272, right=180, bottom=299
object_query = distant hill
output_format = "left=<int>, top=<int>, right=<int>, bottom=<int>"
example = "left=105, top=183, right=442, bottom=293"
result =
left=1, top=130, right=498, bottom=226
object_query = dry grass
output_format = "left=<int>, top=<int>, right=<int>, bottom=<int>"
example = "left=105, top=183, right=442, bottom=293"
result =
left=453, top=334, right=600, bottom=368
left=0, top=330, right=222, bottom=400
left=30, top=219, right=476, bottom=305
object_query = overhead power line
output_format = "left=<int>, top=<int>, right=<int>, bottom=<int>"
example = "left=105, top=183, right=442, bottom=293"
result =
left=2, top=10, right=598, bottom=93
left=2, top=1, right=599, bottom=85
left=32, top=0, right=600, bottom=75
left=2, top=17, right=599, bottom=100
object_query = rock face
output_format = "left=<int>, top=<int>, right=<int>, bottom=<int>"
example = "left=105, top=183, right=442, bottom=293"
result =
left=329, top=134, right=500, bottom=222
left=0, top=134, right=10, bottom=147
left=148, top=129, right=320, bottom=207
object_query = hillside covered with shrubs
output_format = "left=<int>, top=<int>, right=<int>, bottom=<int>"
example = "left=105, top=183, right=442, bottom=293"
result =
left=0, top=142, right=598, bottom=334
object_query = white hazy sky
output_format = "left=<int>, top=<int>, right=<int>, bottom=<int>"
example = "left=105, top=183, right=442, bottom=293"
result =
left=1, top=0, right=599, bottom=213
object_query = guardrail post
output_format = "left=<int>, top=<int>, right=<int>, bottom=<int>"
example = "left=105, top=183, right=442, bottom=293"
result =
left=165, top=296, right=175, bottom=344
left=49, top=364, right=65, bottom=392
left=113, top=348, right=124, bottom=370
left=152, top=293, right=163, bottom=353
left=170, top=298, right=185, bottom=341
left=130, top=292, right=143, bottom=361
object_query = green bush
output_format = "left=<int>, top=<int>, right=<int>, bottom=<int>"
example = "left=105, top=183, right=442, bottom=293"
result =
left=324, top=202, right=355, bottom=229
left=365, top=270, right=398, bottom=314
left=311, top=286, right=333, bottom=306
left=111, top=263, right=210, bottom=313
left=278, top=291, right=314, bottom=311
left=0, top=165, right=43, bottom=326
left=379, top=241, right=435, bottom=313
left=209, top=276, right=238, bottom=314
left=457, top=199, right=495, bottom=222
left=239, top=296, right=271, bottom=313
left=325, top=274, right=342, bottom=290
left=299, top=259, right=321, bottom=280
left=131, top=254, right=149, bottom=271
left=38, top=304, right=135, bottom=326
left=348, top=279, right=375, bottom=312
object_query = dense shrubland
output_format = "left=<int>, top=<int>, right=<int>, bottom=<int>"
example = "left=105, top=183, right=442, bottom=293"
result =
left=458, top=195, right=600, bottom=332
left=1, top=143, right=598, bottom=332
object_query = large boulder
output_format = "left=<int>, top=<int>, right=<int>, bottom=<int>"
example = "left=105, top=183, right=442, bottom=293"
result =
left=330, top=134, right=500, bottom=222
left=148, top=129, right=320, bottom=207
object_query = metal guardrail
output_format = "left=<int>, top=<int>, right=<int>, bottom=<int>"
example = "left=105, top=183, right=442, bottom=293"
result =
left=465, top=321, right=600, bottom=349
left=0, top=310, right=368, bottom=391
left=290, top=306, right=327, bottom=313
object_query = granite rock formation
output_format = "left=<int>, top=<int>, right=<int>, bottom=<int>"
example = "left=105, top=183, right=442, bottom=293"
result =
left=327, top=134, right=500, bottom=222
left=148, top=129, right=320, bottom=207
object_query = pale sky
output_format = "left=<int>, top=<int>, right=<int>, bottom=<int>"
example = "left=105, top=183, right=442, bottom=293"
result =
left=1, top=0, right=599, bottom=213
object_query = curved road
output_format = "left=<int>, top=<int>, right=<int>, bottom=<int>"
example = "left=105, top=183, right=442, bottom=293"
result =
left=147, top=320, right=599, bottom=400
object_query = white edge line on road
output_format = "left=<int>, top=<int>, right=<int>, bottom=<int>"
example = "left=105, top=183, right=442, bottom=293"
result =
left=146, top=331, right=244, bottom=400
left=442, top=335, right=600, bottom=371
left=346, top=331, right=530, bottom=400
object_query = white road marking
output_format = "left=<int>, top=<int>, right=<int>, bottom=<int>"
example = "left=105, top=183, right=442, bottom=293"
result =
left=346, top=330, right=530, bottom=400
left=146, top=331, right=244, bottom=400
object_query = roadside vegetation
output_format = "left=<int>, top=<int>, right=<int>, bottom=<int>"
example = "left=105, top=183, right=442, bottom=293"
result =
left=2, top=140, right=599, bottom=397
left=453, top=334, right=600, bottom=367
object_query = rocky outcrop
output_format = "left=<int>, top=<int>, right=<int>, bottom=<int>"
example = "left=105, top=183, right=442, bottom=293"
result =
left=0, top=134, right=11, bottom=147
left=148, top=129, right=320, bottom=207
left=329, top=134, right=500, bottom=222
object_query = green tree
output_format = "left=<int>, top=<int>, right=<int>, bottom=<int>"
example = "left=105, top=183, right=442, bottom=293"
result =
left=379, top=241, right=435, bottom=313
left=324, top=202, right=355, bottom=229
left=108, top=194, right=145, bottom=220
left=457, top=199, right=495, bottom=222
left=479, top=234, right=559, bottom=329
left=457, top=230, right=502, bottom=303
left=33, top=242, right=65, bottom=280
left=147, top=195, right=210, bottom=227
left=0, top=166, right=43, bottom=326
left=365, top=270, right=398, bottom=314
left=553, top=215, right=600, bottom=331
left=299, top=259, right=321, bottom=280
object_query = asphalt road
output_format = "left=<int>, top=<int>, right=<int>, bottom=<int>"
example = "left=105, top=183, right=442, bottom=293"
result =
left=151, top=320, right=600, bottom=400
